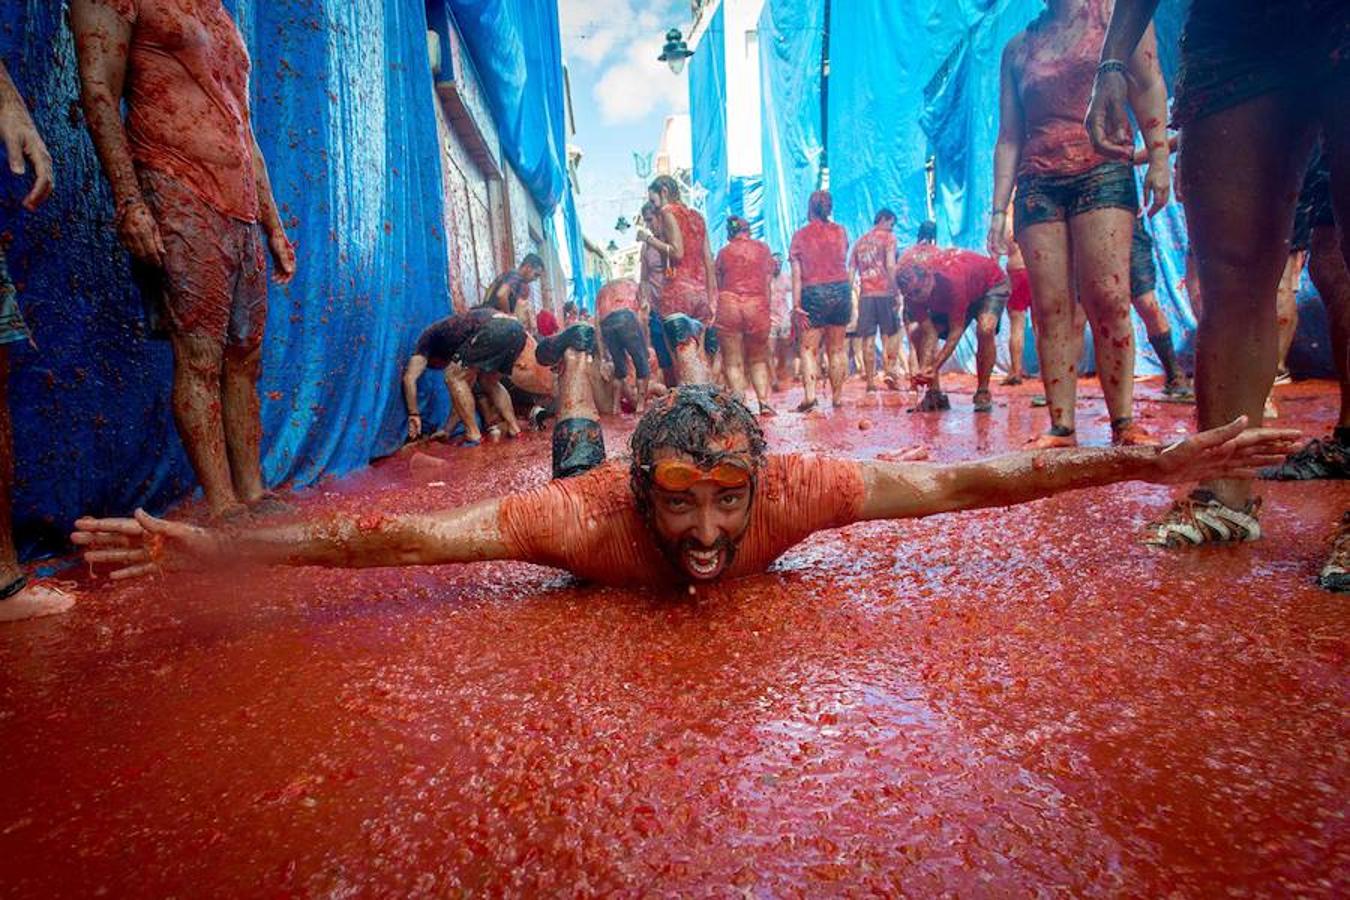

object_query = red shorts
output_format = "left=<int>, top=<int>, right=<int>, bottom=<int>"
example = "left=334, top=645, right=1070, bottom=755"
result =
left=138, top=168, right=268, bottom=348
left=716, top=290, right=770, bottom=336
left=1007, top=266, right=1032, bottom=313
left=659, top=279, right=713, bottom=323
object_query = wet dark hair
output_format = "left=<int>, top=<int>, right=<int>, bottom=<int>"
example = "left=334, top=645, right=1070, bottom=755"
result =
left=874, top=208, right=897, bottom=226
left=648, top=175, right=682, bottom=203
left=641, top=200, right=660, bottom=220
left=917, top=220, right=938, bottom=244
left=726, top=215, right=750, bottom=240
left=808, top=190, right=833, bottom=221
left=521, top=252, right=544, bottom=270
left=629, top=384, right=767, bottom=513
left=563, top=300, right=577, bottom=316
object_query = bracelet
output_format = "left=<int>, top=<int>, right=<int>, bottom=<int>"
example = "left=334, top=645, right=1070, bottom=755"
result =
left=990, top=209, right=1007, bottom=218
left=408, top=412, right=421, bottom=419
left=1097, top=59, right=1128, bottom=77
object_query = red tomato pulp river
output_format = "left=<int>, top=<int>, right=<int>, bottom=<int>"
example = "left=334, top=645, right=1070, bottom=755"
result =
left=1, top=377, right=1346, bottom=895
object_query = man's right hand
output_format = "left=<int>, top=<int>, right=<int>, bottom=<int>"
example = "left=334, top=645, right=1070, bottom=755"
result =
left=117, top=201, right=166, bottom=267
left=72, top=509, right=222, bottom=580
left=0, top=94, right=53, bottom=211
left=407, top=413, right=423, bottom=441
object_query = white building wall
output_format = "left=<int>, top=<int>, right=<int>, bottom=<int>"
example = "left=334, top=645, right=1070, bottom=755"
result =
left=723, top=0, right=764, bottom=177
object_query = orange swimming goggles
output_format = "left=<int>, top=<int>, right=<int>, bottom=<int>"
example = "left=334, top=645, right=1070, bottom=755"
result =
left=646, top=457, right=753, bottom=492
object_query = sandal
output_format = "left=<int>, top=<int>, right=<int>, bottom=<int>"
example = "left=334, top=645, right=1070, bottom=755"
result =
left=972, top=389, right=993, bottom=413
left=795, top=398, right=818, bottom=413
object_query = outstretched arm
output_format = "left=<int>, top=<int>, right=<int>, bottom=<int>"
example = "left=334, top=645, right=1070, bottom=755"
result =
left=856, top=418, right=1300, bottom=521
left=73, top=498, right=515, bottom=580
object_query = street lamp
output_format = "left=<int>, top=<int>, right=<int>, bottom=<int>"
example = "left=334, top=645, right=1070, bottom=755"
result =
left=658, top=28, right=693, bottom=75
left=614, top=215, right=631, bottom=233
left=606, top=240, right=619, bottom=253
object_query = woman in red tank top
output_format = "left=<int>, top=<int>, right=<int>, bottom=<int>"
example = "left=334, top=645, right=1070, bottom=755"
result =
left=645, top=175, right=718, bottom=385
left=989, top=0, right=1171, bottom=449
left=715, top=216, right=776, bottom=417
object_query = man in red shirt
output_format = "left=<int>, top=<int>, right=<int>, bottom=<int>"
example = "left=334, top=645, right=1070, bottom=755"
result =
left=849, top=208, right=902, bottom=392
left=898, top=249, right=1010, bottom=414
left=74, top=373, right=1297, bottom=589
left=73, top=0, right=296, bottom=521
left=789, top=191, right=851, bottom=411
left=643, top=176, right=717, bottom=385
left=715, top=217, right=775, bottom=416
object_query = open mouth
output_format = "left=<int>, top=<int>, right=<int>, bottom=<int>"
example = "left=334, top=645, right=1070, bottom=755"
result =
left=684, top=547, right=724, bottom=579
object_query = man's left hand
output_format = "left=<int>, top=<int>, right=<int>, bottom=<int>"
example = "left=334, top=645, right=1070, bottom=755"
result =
left=1150, top=417, right=1302, bottom=485
left=0, top=98, right=53, bottom=211
left=268, top=232, right=296, bottom=284
left=1085, top=70, right=1133, bottom=161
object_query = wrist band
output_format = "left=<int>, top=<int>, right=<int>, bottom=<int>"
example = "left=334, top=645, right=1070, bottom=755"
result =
left=409, top=412, right=420, bottom=419
left=1097, top=59, right=1128, bottom=76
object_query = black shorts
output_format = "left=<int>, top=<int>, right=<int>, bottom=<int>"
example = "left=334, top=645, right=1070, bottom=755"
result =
left=648, top=309, right=673, bottom=370
left=552, top=417, right=606, bottom=479
left=1130, top=218, right=1157, bottom=299
left=1293, top=146, right=1334, bottom=251
left=855, top=294, right=900, bottom=337
left=1173, top=0, right=1350, bottom=128
left=799, top=281, right=852, bottom=329
left=1014, top=162, right=1137, bottom=234
left=601, top=309, right=650, bottom=379
left=456, top=315, right=526, bottom=375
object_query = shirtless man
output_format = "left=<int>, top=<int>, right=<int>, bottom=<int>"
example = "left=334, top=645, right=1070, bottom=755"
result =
left=73, top=357, right=1297, bottom=588
left=72, top=0, right=296, bottom=521
left=898, top=250, right=1010, bottom=415
left=0, top=61, right=72, bottom=622
left=402, top=310, right=551, bottom=445
left=477, top=253, right=544, bottom=334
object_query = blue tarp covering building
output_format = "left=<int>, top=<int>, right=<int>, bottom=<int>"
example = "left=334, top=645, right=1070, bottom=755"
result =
left=690, top=6, right=730, bottom=253
left=0, top=0, right=582, bottom=555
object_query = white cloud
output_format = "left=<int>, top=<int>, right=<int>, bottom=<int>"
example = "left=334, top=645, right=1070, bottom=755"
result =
left=593, top=40, right=689, bottom=124
left=559, top=0, right=668, bottom=67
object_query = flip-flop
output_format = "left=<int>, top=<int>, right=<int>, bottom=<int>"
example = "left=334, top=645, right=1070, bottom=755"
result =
left=795, top=398, right=818, bottom=413
left=972, top=390, right=993, bottom=413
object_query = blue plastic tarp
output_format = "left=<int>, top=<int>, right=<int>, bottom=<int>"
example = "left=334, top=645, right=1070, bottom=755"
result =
left=443, top=0, right=569, bottom=214
left=757, top=0, right=824, bottom=258
left=1, top=0, right=453, bottom=555
left=690, top=5, right=730, bottom=252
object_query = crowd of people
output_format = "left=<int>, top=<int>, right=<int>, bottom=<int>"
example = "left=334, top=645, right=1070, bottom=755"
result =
left=0, top=0, right=1342, bottom=622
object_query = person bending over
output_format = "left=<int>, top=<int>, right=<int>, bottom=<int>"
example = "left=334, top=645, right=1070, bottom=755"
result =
left=595, top=278, right=652, bottom=415
left=899, top=250, right=1010, bottom=415
left=402, top=309, right=550, bottom=445
left=75, top=361, right=1295, bottom=589
left=477, top=253, right=544, bottom=334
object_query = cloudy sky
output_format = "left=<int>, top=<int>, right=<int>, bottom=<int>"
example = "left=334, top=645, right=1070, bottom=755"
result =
left=558, top=0, right=691, bottom=248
